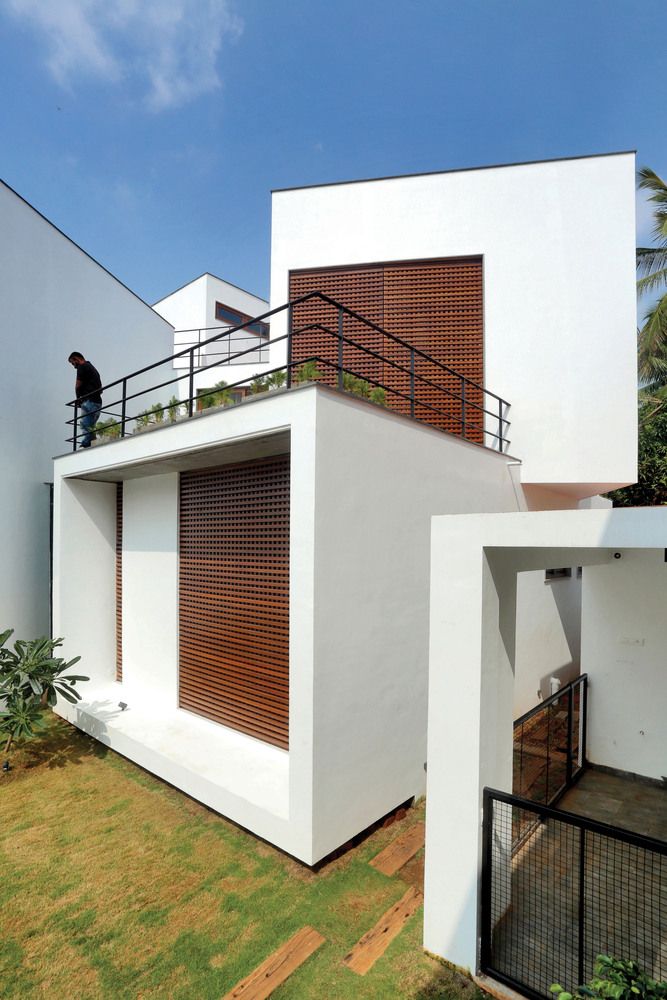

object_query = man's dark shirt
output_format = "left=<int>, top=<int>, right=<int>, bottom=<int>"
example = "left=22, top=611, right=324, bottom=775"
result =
left=76, top=361, right=103, bottom=405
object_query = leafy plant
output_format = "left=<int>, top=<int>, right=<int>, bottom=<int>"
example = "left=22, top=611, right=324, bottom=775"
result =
left=267, top=370, right=287, bottom=389
left=135, top=409, right=152, bottom=429
left=342, top=373, right=371, bottom=398
left=607, top=398, right=667, bottom=506
left=294, top=361, right=323, bottom=383
left=167, top=396, right=183, bottom=422
left=369, top=386, right=387, bottom=406
left=551, top=955, right=667, bottom=1000
left=250, top=376, right=268, bottom=394
left=95, top=418, right=122, bottom=440
left=199, top=381, right=233, bottom=409
left=0, top=630, right=87, bottom=754
left=149, top=402, right=165, bottom=423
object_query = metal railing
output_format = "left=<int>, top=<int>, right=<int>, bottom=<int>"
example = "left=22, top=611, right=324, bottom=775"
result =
left=172, top=326, right=269, bottom=368
left=513, top=675, right=587, bottom=849
left=481, top=787, right=667, bottom=1000
left=66, top=291, right=511, bottom=452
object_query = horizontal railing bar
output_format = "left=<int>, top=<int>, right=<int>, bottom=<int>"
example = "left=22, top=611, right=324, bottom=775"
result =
left=299, top=321, right=509, bottom=424
left=514, top=674, right=588, bottom=728
left=483, top=786, right=667, bottom=854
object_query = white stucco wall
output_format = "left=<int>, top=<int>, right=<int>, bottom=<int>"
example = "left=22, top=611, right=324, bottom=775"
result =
left=270, top=153, right=637, bottom=495
left=310, top=388, right=523, bottom=861
left=583, top=551, right=667, bottom=780
left=0, top=180, right=173, bottom=639
left=513, top=569, right=581, bottom=717
left=122, top=474, right=179, bottom=705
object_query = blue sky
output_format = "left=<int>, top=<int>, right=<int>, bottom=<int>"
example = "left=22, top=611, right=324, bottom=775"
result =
left=0, top=0, right=664, bottom=305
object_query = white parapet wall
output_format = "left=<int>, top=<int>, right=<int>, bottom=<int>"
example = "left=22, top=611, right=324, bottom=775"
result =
left=425, top=506, right=667, bottom=973
left=270, top=152, right=637, bottom=496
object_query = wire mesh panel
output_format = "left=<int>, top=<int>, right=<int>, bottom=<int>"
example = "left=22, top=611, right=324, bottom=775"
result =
left=482, top=790, right=667, bottom=1000
left=179, top=455, right=290, bottom=749
left=513, top=676, right=588, bottom=844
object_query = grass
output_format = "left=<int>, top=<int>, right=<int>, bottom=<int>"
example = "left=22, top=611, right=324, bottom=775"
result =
left=0, top=713, right=482, bottom=1000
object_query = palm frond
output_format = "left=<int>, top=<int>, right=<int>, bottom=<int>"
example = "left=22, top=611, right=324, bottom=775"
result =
left=637, top=267, right=667, bottom=295
left=638, top=293, right=667, bottom=382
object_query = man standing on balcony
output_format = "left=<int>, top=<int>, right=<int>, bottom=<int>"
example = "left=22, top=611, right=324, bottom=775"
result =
left=68, top=352, right=103, bottom=448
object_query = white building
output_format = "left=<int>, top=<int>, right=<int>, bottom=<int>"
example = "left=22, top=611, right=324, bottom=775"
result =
left=153, top=273, right=271, bottom=401
left=0, top=179, right=173, bottom=640
left=51, top=152, right=638, bottom=870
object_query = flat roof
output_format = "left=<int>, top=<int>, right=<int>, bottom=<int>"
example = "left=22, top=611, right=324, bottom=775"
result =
left=272, top=149, right=636, bottom=194
left=153, top=271, right=269, bottom=307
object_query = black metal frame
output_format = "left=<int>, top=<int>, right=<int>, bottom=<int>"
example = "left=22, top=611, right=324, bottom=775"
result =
left=514, top=674, right=588, bottom=810
left=481, top=787, right=667, bottom=1000
left=66, top=291, right=511, bottom=453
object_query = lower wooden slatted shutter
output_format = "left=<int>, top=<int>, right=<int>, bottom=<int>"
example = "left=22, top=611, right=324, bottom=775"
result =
left=179, top=455, right=290, bottom=749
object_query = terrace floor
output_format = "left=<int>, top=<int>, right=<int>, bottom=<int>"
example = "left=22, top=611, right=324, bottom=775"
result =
left=559, top=767, right=667, bottom=840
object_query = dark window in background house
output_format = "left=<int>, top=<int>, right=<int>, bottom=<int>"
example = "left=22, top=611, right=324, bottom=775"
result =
left=215, top=301, right=269, bottom=339
left=545, top=567, right=572, bottom=582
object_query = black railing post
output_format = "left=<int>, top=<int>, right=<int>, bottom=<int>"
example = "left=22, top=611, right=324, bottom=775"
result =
left=188, top=348, right=195, bottom=417
left=337, top=307, right=344, bottom=391
left=498, top=398, right=503, bottom=451
left=286, top=304, right=293, bottom=388
left=480, top=788, right=493, bottom=971
left=120, top=378, right=127, bottom=438
left=461, top=377, right=466, bottom=438
left=410, top=349, right=415, bottom=417
left=566, top=684, right=574, bottom=786
left=581, top=676, right=588, bottom=767
left=578, top=826, right=586, bottom=984
left=73, top=403, right=79, bottom=452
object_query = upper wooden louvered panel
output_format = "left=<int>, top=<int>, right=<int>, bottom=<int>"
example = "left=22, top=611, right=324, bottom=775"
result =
left=289, top=258, right=483, bottom=440
left=115, top=483, right=123, bottom=682
left=289, top=266, right=384, bottom=385
left=179, top=455, right=290, bottom=750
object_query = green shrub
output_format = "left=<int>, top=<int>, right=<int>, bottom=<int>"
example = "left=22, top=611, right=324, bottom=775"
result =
left=551, top=956, right=667, bottom=1000
left=95, top=418, right=122, bottom=439
left=294, top=361, right=323, bottom=383
left=0, top=631, right=87, bottom=754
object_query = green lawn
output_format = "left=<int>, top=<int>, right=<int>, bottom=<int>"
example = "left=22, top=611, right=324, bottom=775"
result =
left=0, top=713, right=481, bottom=1000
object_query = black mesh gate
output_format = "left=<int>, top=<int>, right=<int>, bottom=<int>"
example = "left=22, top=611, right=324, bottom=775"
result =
left=481, top=789, right=667, bottom=1000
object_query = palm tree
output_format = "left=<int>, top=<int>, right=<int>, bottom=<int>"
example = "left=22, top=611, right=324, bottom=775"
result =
left=637, top=167, right=667, bottom=386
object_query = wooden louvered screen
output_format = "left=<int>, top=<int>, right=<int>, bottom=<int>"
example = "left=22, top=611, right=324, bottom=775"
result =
left=289, top=258, right=483, bottom=439
left=179, top=455, right=290, bottom=750
left=115, top=482, right=122, bottom=682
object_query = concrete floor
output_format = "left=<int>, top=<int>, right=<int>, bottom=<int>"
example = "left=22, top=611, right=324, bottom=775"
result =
left=560, top=767, right=667, bottom=841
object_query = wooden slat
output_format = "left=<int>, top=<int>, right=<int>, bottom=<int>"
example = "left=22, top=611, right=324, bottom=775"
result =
left=223, top=926, right=325, bottom=1000
left=369, top=822, right=425, bottom=876
left=179, top=455, right=290, bottom=750
left=342, top=887, right=423, bottom=975
left=115, top=483, right=122, bottom=682
left=289, top=258, right=483, bottom=442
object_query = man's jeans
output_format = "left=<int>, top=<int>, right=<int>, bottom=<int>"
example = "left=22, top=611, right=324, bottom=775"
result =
left=80, top=400, right=101, bottom=448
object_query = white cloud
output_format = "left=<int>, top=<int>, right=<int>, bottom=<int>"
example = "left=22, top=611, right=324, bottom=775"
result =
left=5, top=0, right=242, bottom=111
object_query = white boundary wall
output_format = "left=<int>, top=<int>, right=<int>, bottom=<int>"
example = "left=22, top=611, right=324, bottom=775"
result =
left=270, top=153, right=637, bottom=495
left=0, top=181, right=173, bottom=638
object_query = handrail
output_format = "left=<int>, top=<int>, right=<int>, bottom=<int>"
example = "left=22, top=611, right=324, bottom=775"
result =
left=514, top=673, right=588, bottom=729
left=65, top=292, right=512, bottom=452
